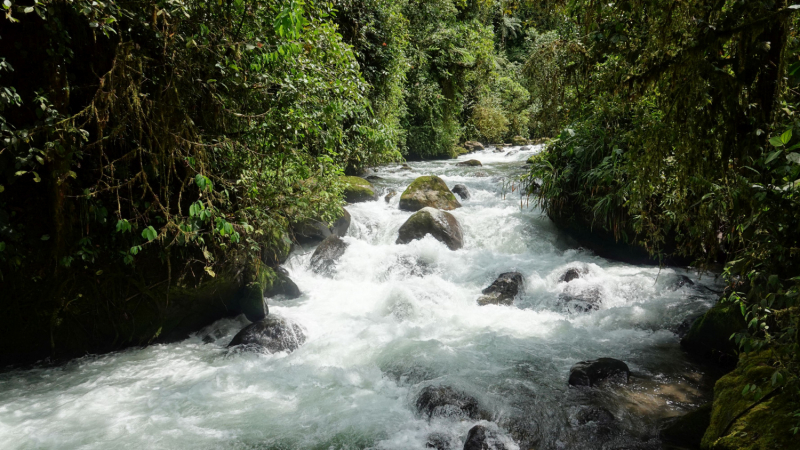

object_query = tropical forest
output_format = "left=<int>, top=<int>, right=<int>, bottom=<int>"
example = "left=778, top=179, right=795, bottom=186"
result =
left=0, top=0, right=799, bottom=449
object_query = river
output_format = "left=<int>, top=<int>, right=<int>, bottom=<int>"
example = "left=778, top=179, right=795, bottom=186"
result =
left=0, top=145, right=722, bottom=449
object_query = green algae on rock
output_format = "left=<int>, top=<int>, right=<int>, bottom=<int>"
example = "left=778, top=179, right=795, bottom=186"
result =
left=341, top=176, right=378, bottom=203
left=702, top=353, right=799, bottom=450
left=398, top=176, right=461, bottom=212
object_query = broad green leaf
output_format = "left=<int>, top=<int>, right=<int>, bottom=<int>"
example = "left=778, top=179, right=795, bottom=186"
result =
left=142, top=226, right=158, bottom=241
left=781, top=129, right=792, bottom=144
left=116, top=219, right=132, bottom=233
left=765, top=150, right=782, bottom=164
left=0, top=242, right=5, bottom=252
left=0, top=185, right=4, bottom=193
left=769, top=136, right=784, bottom=147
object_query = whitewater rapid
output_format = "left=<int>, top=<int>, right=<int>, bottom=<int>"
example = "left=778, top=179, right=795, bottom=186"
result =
left=0, top=146, right=722, bottom=449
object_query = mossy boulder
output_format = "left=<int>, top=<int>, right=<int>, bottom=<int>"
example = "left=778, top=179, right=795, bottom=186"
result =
left=266, top=267, right=301, bottom=300
left=341, top=176, right=378, bottom=203
left=396, top=207, right=464, bottom=250
left=512, top=135, right=528, bottom=146
left=456, top=159, right=482, bottom=167
left=398, top=176, right=461, bottom=212
left=660, top=403, right=712, bottom=449
left=454, top=146, right=470, bottom=156
left=681, top=301, right=746, bottom=366
left=292, top=208, right=351, bottom=244
left=701, top=352, right=799, bottom=450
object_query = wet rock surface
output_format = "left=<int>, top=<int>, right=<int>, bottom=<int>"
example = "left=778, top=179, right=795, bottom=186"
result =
left=477, top=272, right=523, bottom=306
left=396, top=207, right=464, bottom=250
left=558, top=287, right=603, bottom=313
left=399, top=176, right=461, bottom=211
left=267, top=267, right=301, bottom=299
left=569, top=358, right=630, bottom=387
left=310, top=235, right=349, bottom=275
left=463, top=425, right=507, bottom=450
left=227, top=316, right=306, bottom=353
left=451, top=184, right=470, bottom=200
left=341, top=176, right=379, bottom=203
left=415, top=385, right=487, bottom=421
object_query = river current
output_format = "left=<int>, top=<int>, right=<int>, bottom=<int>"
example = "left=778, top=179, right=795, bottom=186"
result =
left=0, top=146, right=722, bottom=449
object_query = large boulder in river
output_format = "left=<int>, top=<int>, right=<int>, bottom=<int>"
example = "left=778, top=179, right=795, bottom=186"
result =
left=227, top=316, right=306, bottom=353
left=451, top=184, right=470, bottom=200
left=568, top=358, right=630, bottom=387
left=341, top=176, right=378, bottom=203
left=512, top=135, right=528, bottom=146
left=680, top=301, right=746, bottom=367
left=463, top=425, right=508, bottom=450
left=396, top=207, right=463, bottom=250
left=464, top=141, right=485, bottom=152
left=266, top=267, right=301, bottom=300
left=416, top=385, right=488, bottom=421
left=310, top=235, right=349, bottom=275
left=399, top=176, right=461, bottom=212
left=456, top=159, right=482, bottom=167
left=477, top=272, right=523, bottom=306
left=293, top=209, right=350, bottom=244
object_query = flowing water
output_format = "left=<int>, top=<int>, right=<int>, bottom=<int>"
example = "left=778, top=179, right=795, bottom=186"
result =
left=0, top=146, right=723, bottom=450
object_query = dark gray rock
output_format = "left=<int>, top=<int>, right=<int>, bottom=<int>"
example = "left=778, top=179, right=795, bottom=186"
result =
left=416, top=385, right=487, bottom=421
left=227, top=316, right=306, bottom=353
left=396, top=207, right=464, bottom=251
left=560, top=266, right=588, bottom=282
left=478, top=272, right=523, bottom=306
left=310, top=235, right=349, bottom=275
left=365, top=175, right=383, bottom=181
left=401, top=164, right=413, bottom=170
left=463, top=425, right=507, bottom=450
left=568, top=358, right=630, bottom=387
left=267, top=267, right=301, bottom=300
left=451, top=184, right=470, bottom=200
left=293, top=209, right=351, bottom=244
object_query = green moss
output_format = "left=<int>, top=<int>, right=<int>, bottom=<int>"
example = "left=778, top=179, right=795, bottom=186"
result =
left=702, top=352, right=799, bottom=450
left=340, top=176, right=377, bottom=203
left=454, top=146, right=469, bottom=156
left=681, top=302, right=746, bottom=365
left=398, top=175, right=461, bottom=212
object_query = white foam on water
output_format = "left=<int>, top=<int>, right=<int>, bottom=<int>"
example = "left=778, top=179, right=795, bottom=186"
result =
left=0, top=147, right=722, bottom=450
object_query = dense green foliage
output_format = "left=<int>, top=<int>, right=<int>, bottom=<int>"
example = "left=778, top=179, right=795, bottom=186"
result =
left=526, top=0, right=800, bottom=433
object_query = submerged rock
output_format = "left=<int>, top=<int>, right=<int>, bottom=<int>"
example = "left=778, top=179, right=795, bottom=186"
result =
left=267, top=267, right=301, bottom=300
left=477, top=272, right=524, bottom=306
left=456, top=159, right=482, bottom=167
left=399, top=176, right=461, bottom=211
left=416, top=385, right=487, bottom=421
left=680, top=302, right=746, bottom=366
left=396, top=207, right=464, bottom=250
left=227, top=316, right=306, bottom=353
left=558, top=287, right=602, bottom=313
left=401, top=164, right=413, bottom=170
left=310, top=235, right=349, bottom=275
left=568, top=358, right=630, bottom=387
left=669, top=274, right=695, bottom=291
left=426, top=433, right=453, bottom=450
left=341, top=176, right=378, bottom=203
left=293, top=209, right=351, bottom=244
left=463, top=425, right=507, bottom=450
left=469, top=171, right=489, bottom=178
left=451, top=184, right=470, bottom=200
left=385, top=189, right=398, bottom=202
